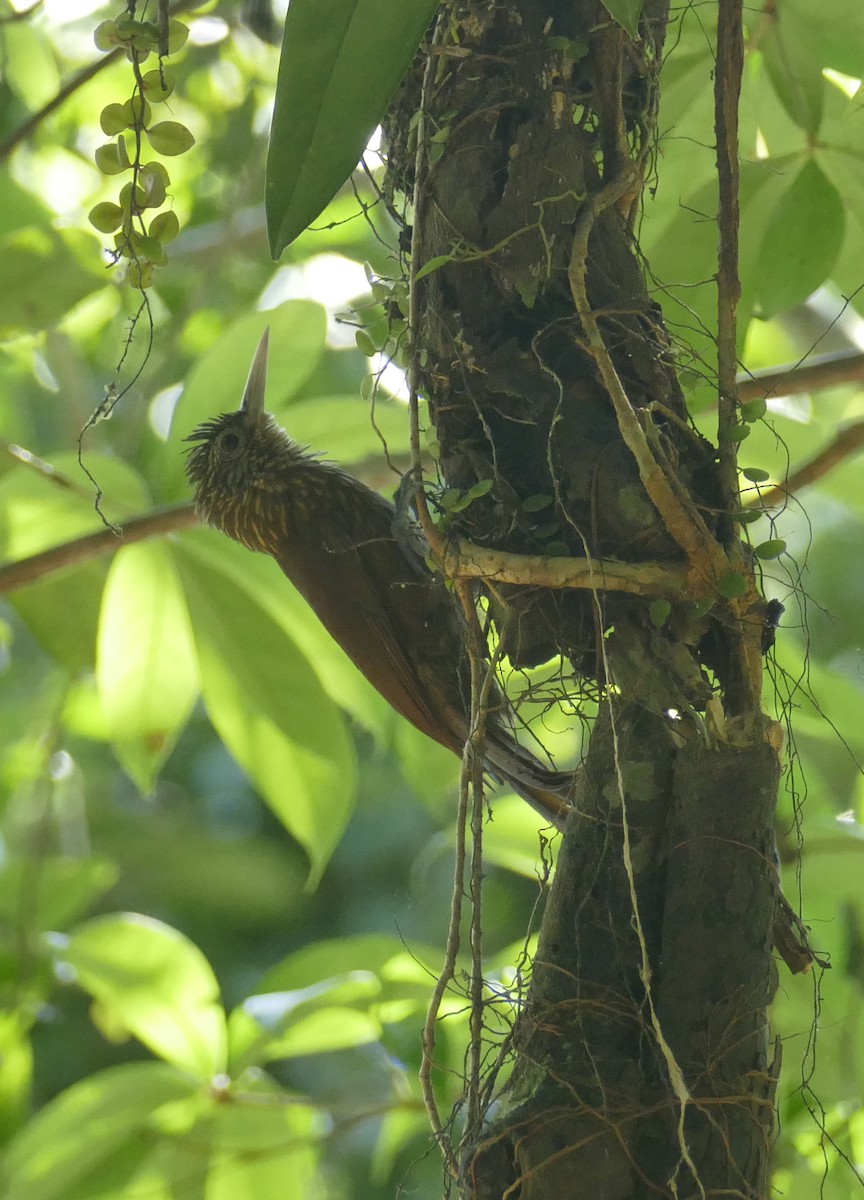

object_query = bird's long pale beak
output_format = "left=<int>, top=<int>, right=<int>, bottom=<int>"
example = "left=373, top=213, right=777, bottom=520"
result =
left=241, top=327, right=270, bottom=418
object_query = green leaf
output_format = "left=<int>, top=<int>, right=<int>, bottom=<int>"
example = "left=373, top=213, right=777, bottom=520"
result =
left=147, top=120, right=195, bottom=156
left=57, top=913, right=227, bottom=1078
left=166, top=18, right=190, bottom=54
left=149, top=209, right=180, bottom=244
left=742, top=467, right=770, bottom=483
left=174, top=537, right=358, bottom=885
left=251, top=933, right=439, bottom=1024
left=759, top=3, right=826, bottom=134
left=756, top=159, right=844, bottom=318
left=415, top=253, right=458, bottom=281
left=740, top=397, right=767, bottom=422
left=141, top=67, right=176, bottom=102
left=281, top=392, right=409, bottom=465
left=94, top=138, right=130, bottom=175
left=355, top=328, right=377, bottom=356
left=521, top=493, right=554, bottom=512
left=138, top=160, right=170, bottom=206
left=93, top=19, right=121, bottom=51
left=754, top=538, right=786, bottom=560
left=0, top=227, right=105, bottom=336
left=165, top=301, right=327, bottom=497
left=0, top=858, right=117, bottom=930
left=266, top=0, right=441, bottom=255
left=96, top=542, right=199, bottom=792
left=649, top=598, right=672, bottom=628
left=99, top=102, right=129, bottom=135
left=88, top=201, right=124, bottom=234
left=599, top=0, right=643, bottom=37
left=2, top=1062, right=200, bottom=1200
left=229, top=974, right=382, bottom=1069
left=716, top=571, right=748, bottom=599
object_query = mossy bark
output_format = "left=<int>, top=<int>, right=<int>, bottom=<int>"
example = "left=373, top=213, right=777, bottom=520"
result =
left=386, top=1, right=781, bottom=1195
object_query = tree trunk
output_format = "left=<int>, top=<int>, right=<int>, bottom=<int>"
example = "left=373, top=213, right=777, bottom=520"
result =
left=386, top=1, right=784, bottom=1194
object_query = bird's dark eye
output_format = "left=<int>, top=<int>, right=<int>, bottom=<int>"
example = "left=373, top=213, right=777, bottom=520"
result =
left=218, top=430, right=243, bottom=455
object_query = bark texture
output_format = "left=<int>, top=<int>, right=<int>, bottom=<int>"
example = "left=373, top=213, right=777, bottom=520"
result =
left=385, top=1, right=782, bottom=1195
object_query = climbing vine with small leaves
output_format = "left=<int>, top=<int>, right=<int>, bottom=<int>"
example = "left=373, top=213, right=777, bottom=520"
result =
left=89, top=7, right=194, bottom=291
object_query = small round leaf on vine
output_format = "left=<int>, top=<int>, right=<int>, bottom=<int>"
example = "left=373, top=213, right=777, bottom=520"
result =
left=147, top=121, right=195, bottom=156
left=89, top=202, right=124, bottom=234
left=754, top=539, right=786, bottom=560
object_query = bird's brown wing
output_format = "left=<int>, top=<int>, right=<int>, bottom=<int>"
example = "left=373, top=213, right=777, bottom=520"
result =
left=269, top=521, right=464, bottom=754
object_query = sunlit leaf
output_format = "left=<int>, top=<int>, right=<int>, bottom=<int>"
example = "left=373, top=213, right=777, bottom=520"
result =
left=0, top=228, right=105, bottom=336
left=760, top=5, right=825, bottom=134
left=1, top=1062, right=200, bottom=1200
left=0, top=858, right=117, bottom=930
left=96, top=542, right=200, bottom=791
left=174, top=537, right=357, bottom=884
left=279, top=391, right=410, bottom=465
left=229, top=973, right=381, bottom=1068
left=57, top=913, right=227, bottom=1079
left=756, top=159, right=844, bottom=317
left=266, top=0, right=440, bottom=254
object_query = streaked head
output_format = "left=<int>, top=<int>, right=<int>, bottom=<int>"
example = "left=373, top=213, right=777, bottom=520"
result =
left=184, top=328, right=301, bottom=545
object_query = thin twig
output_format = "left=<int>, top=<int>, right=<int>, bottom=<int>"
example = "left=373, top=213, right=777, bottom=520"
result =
left=713, top=0, right=744, bottom=544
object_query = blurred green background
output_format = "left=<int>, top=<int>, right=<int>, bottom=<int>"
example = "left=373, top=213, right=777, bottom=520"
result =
left=0, top=2, right=863, bottom=1196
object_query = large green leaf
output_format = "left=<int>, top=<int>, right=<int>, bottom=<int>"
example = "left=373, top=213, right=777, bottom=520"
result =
left=164, top=300, right=327, bottom=498
left=756, top=158, right=844, bottom=318
left=0, top=454, right=151, bottom=672
left=0, top=228, right=105, bottom=337
left=229, top=973, right=382, bottom=1070
left=0, top=1058, right=320, bottom=1200
left=96, top=542, right=199, bottom=792
left=56, top=913, right=227, bottom=1080
left=279, top=392, right=410, bottom=465
left=759, top=4, right=825, bottom=135
left=0, top=1061, right=200, bottom=1200
left=174, top=537, right=358, bottom=884
left=266, top=0, right=440, bottom=255
left=0, top=857, right=117, bottom=931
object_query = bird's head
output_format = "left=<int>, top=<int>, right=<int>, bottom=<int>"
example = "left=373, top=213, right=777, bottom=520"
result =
left=185, top=328, right=306, bottom=549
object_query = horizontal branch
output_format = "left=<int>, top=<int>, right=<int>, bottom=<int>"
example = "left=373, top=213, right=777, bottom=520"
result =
left=738, top=348, right=864, bottom=403
left=443, top=541, right=709, bottom=601
left=0, top=503, right=198, bottom=593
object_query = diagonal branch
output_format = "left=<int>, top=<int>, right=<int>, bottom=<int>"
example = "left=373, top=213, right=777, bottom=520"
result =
left=738, top=348, right=864, bottom=403
left=0, top=503, right=198, bottom=593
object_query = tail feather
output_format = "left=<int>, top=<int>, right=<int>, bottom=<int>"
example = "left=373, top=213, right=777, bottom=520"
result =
left=484, top=730, right=574, bottom=830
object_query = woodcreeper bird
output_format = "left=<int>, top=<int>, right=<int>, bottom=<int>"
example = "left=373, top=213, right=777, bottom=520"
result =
left=185, top=330, right=573, bottom=827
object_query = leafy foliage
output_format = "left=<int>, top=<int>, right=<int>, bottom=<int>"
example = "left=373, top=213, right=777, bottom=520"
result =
left=0, top=3, right=862, bottom=1198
